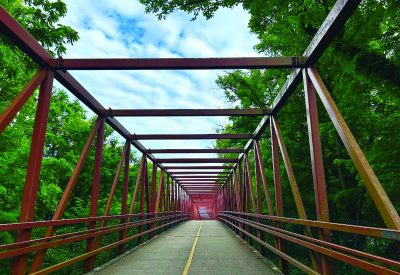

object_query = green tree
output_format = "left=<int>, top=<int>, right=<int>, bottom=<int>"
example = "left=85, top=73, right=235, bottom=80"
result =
left=140, top=0, right=400, bottom=273
left=0, top=1, right=138, bottom=273
left=0, top=0, right=79, bottom=225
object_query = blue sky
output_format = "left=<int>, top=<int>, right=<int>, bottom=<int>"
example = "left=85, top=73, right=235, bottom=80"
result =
left=56, top=0, right=260, bottom=160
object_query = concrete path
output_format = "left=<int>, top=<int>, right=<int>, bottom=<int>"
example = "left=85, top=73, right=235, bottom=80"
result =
left=94, top=220, right=280, bottom=275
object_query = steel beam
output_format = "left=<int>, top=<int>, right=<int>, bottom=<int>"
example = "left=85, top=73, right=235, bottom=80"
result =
left=174, top=176, right=226, bottom=179
left=84, top=118, right=105, bottom=272
left=156, top=158, right=237, bottom=163
left=182, top=187, right=223, bottom=189
left=148, top=148, right=243, bottom=154
left=53, top=57, right=305, bottom=70
left=179, top=181, right=225, bottom=184
left=178, top=179, right=225, bottom=182
left=106, top=108, right=269, bottom=117
left=303, top=69, right=333, bottom=274
left=270, top=117, right=287, bottom=273
left=11, top=71, right=53, bottom=274
left=119, top=142, right=130, bottom=253
left=132, top=134, right=252, bottom=140
left=164, top=166, right=234, bottom=170
left=180, top=185, right=223, bottom=187
left=0, top=68, right=47, bottom=134
left=170, top=171, right=230, bottom=175
left=272, top=116, right=321, bottom=271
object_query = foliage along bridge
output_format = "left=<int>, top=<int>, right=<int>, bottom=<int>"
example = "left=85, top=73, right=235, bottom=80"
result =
left=0, top=0, right=399, bottom=274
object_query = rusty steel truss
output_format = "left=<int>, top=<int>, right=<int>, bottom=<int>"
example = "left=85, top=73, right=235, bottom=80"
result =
left=0, top=0, right=399, bottom=274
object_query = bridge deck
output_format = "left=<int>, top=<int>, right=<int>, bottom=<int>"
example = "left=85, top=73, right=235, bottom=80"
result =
left=93, top=220, right=280, bottom=275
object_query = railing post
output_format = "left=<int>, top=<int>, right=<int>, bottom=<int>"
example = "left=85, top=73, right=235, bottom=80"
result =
left=12, top=70, right=54, bottom=275
left=84, top=116, right=105, bottom=272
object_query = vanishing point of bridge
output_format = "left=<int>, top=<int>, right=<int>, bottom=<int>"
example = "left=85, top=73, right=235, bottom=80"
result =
left=0, top=0, right=399, bottom=274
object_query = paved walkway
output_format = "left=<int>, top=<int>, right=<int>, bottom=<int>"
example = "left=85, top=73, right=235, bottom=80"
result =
left=94, top=220, right=280, bottom=275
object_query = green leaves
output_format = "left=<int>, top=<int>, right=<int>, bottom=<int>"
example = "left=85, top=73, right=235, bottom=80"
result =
left=139, top=0, right=243, bottom=20
left=2, top=0, right=79, bottom=56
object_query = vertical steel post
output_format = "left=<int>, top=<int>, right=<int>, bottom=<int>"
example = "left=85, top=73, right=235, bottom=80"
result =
left=137, top=158, right=147, bottom=245
left=166, top=176, right=170, bottom=225
left=270, top=118, right=288, bottom=273
left=119, top=141, right=130, bottom=254
left=253, top=142, right=266, bottom=255
left=150, top=162, right=157, bottom=237
left=244, top=154, right=257, bottom=213
left=237, top=162, right=244, bottom=239
left=151, top=162, right=157, bottom=212
left=272, top=116, right=321, bottom=272
left=84, top=117, right=105, bottom=272
left=12, top=71, right=54, bottom=275
left=171, top=179, right=175, bottom=212
left=303, top=69, right=334, bottom=274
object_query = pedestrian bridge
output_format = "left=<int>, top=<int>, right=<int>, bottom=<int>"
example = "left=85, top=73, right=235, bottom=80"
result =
left=0, top=0, right=399, bottom=274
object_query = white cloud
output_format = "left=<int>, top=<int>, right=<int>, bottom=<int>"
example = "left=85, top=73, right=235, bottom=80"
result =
left=56, top=0, right=260, bottom=158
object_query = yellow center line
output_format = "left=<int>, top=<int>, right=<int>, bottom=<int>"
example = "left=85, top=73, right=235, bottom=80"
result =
left=182, top=222, right=203, bottom=275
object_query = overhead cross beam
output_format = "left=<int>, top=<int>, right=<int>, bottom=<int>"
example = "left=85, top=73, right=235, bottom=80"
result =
left=148, top=149, right=244, bottom=154
left=131, top=134, right=252, bottom=140
left=52, top=57, right=306, bottom=70
left=162, top=159, right=235, bottom=164
left=106, top=108, right=269, bottom=117
left=170, top=171, right=231, bottom=175
left=176, top=176, right=226, bottom=180
left=164, top=166, right=234, bottom=170
left=180, top=184, right=224, bottom=186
